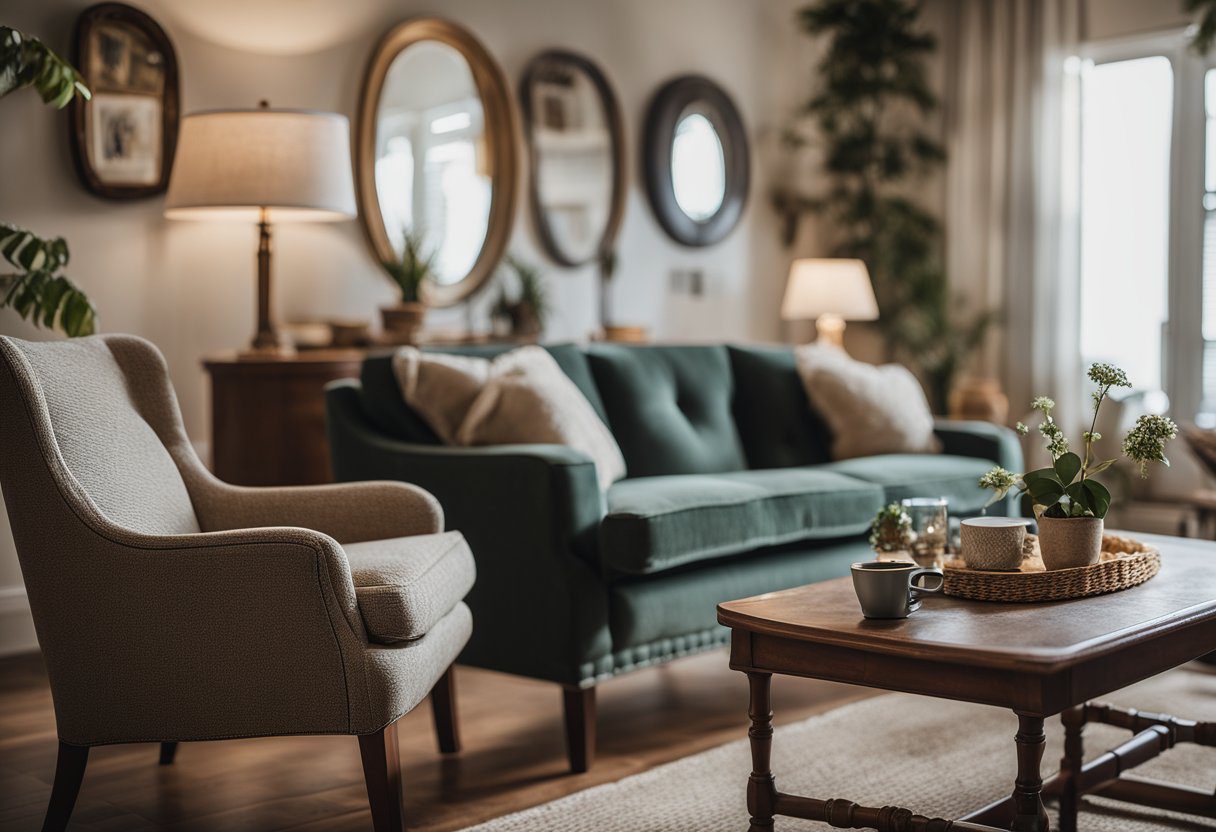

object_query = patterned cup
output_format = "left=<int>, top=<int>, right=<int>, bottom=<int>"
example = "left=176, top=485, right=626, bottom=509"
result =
left=960, top=517, right=1029, bottom=571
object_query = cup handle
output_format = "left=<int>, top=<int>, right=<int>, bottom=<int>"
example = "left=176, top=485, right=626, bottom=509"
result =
left=909, top=567, right=945, bottom=598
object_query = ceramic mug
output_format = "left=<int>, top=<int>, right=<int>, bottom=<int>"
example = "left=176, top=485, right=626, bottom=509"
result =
left=960, top=517, right=1029, bottom=571
left=850, top=561, right=944, bottom=619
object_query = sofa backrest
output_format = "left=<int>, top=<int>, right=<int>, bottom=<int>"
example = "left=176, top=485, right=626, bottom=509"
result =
left=585, top=344, right=748, bottom=477
left=354, top=341, right=830, bottom=477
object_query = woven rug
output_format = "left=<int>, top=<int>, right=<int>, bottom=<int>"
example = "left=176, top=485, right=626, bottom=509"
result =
left=465, top=668, right=1215, bottom=831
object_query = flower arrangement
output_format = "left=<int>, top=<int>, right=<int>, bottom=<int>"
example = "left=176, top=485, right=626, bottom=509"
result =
left=868, top=503, right=913, bottom=553
left=978, top=363, right=1177, bottom=569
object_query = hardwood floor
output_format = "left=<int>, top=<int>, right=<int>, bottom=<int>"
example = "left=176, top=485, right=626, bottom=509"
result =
left=0, top=649, right=873, bottom=831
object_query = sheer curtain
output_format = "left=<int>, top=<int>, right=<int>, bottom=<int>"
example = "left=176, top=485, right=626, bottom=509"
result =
left=940, top=0, right=1084, bottom=463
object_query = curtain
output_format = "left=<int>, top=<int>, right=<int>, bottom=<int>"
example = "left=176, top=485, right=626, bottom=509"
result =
left=940, top=0, right=1084, bottom=460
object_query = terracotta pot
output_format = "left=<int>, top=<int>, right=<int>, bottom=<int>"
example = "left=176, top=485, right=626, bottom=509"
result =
left=1037, top=515, right=1103, bottom=570
left=380, top=302, right=426, bottom=345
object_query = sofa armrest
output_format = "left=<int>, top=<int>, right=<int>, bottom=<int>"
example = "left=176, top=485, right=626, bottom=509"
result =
left=325, top=380, right=610, bottom=685
left=934, top=419, right=1023, bottom=472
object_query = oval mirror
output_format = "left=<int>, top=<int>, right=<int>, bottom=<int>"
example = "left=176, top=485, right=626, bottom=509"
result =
left=357, top=18, right=518, bottom=306
left=644, top=75, right=749, bottom=247
left=520, top=50, right=625, bottom=267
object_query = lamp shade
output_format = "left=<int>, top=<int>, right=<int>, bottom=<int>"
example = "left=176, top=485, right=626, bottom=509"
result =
left=165, top=108, right=357, bottom=222
left=780, top=258, right=879, bottom=321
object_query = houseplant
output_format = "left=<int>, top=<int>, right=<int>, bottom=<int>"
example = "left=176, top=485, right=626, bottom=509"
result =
left=380, top=229, right=433, bottom=344
left=1, top=26, right=96, bottom=336
left=868, top=503, right=913, bottom=558
left=492, top=256, right=550, bottom=339
left=774, top=0, right=996, bottom=412
left=978, top=363, right=1178, bottom=570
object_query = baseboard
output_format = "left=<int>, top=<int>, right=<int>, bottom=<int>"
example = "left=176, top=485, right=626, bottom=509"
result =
left=0, top=586, right=38, bottom=657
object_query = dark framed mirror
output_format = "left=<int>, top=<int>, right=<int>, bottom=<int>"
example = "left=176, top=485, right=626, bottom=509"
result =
left=356, top=18, right=518, bottom=307
left=70, top=2, right=180, bottom=199
left=519, top=50, right=625, bottom=267
left=643, top=75, right=749, bottom=247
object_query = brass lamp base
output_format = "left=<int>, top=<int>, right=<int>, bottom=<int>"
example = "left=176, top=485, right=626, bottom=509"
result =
left=814, top=313, right=847, bottom=350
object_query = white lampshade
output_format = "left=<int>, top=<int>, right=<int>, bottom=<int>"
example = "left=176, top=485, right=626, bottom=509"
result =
left=780, top=258, right=879, bottom=321
left=165, top=107, right=357, bottom=222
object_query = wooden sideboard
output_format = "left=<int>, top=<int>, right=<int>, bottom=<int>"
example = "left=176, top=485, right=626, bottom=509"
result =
left=203, top=350, right=366, bottom=486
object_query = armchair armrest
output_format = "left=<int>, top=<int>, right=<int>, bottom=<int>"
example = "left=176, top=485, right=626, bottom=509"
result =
left=190, top=474, right=443, bottom=543
left=934, top=419, right=1023, bottom=472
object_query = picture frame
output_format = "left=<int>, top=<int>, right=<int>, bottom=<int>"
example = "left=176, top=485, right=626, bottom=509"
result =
left=70, top=2, right=179, bottom=199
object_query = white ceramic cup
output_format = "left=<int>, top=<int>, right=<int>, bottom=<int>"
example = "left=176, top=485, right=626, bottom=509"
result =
left=960, top=517, right=1030, bottom=571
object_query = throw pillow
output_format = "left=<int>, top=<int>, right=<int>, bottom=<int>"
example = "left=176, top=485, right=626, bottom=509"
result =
left=459, top=347, right=626, bottom=489
left=794, top=343, right=939, bottom=460
left=391, top=348, right=489, bottom=444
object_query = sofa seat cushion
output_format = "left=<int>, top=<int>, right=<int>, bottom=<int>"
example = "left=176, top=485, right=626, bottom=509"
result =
left=345, top=531, right=476, bottom=643
left=819, top=454, right=995, bottom=515
left=601, top=469, right=884, bottom=575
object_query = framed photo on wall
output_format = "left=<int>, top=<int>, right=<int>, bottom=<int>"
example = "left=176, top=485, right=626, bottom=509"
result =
left=70, top=3, right=179, bottom=199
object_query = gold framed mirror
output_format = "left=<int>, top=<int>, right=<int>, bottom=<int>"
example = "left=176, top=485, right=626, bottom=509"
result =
left=356, top=18, right=518, bottom=307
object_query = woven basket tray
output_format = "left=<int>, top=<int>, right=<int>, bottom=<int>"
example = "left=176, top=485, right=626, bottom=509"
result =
left=942, top=534, right=1160, bottom=603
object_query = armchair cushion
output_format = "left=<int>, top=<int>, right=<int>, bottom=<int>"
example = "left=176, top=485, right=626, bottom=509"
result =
left=601, top=468, right=884, bottom=574
left=345, top=531, right=476, bottom=643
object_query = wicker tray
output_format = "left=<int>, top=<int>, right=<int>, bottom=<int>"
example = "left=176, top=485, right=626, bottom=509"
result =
left=942, top=534, right=1160, bottom=603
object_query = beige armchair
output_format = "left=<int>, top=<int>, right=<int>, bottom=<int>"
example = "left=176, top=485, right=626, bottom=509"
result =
left=0, top=334, right=475, bottom=832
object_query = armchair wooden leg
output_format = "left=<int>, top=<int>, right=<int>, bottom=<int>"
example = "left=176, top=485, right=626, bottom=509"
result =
left=431, top=665, right=460, bottom=754
left=358, top=722, right=405, bottom=832
left=561, top=684, right=596, bottom=774
left=42, top=741, right=88, bottom=832
left=158, top=741, right=178, bottom=766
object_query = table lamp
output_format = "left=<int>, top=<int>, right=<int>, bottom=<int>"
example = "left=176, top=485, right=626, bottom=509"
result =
left=165, top=101, right=356, bottom=356
left=781, top=258, right=878, bottom=350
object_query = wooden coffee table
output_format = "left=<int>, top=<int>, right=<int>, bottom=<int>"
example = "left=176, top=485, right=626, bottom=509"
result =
left=717, top=533, right=1216, bottom=832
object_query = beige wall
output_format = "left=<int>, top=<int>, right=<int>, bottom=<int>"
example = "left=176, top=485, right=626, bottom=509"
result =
left=0, top=0, right=816, bottom=653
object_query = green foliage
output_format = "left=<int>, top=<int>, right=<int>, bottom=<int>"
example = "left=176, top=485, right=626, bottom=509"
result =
left=784, top=0, right=995, bottom=411
left=0, top=224, right=97, bottom=337
left=494, top=256, right=551, bottom=335
left=1187, top=0, right=1216, bottom=54
left=868, top=502, right=912, bottom=552
left=382, top=229, right=434, bottom=303
left=0, top=26, right=90, bottom=108
left=977, top=363, right=1176, bottom=519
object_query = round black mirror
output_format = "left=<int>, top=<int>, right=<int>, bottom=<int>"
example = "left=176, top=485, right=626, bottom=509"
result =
left=643, top=75, right=749, bottom=247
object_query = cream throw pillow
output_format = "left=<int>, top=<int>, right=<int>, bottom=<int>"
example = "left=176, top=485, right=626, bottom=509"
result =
left=794, top=343, right=939, bottom=460
left=392, top=346, right=626, bottom=489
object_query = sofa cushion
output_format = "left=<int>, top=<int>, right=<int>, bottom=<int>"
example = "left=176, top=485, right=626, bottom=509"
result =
left=609, top=538, right=870, bottom=650
left=345, top=531, right=476, bottom=643
left=819, top=454, right=995, bottom=515
left=601, top=468, right=884, bottom=574
left=359, top=343, right=606, bottom=443
left=587, top=345, right=747, bottom=477
left=729, top=345, right=831, bottom=468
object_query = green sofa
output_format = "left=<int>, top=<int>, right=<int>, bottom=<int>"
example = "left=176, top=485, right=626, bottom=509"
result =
left=325, top=343, right=1022, bottom=770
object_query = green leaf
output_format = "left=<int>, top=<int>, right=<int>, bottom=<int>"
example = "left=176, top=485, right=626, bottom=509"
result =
left=1082, top=479, right=1111, bottom=518
left=1085, top=458, right=1117, bottom=477
left=1053, top=452, right=1082, bottom=486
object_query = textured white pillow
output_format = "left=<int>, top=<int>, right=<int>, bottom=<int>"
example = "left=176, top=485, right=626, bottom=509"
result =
left=794, top=343, right=939, bottom=460
left=392, top=346, right=626, bottom=489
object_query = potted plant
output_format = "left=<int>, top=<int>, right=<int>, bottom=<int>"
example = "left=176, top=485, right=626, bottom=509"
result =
left=978, top=363, right=1178, bottom=570
left=380, top=229, right=433, bottom=344
left=869, top=503, right=913, bottom=560
left=494, top=256, right=550, bottom=340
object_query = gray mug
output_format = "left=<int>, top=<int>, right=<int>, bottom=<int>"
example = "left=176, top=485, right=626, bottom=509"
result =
left=850, top=561, right=944, bottom=619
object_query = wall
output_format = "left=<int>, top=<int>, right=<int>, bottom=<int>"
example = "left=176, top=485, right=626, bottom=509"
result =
left=0, top=0, right=814, bottom=653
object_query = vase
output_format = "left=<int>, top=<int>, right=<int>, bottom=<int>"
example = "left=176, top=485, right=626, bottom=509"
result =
left=380, top=302, right=426, bottom=345
left=1036, top=515, right=1103, bottom=570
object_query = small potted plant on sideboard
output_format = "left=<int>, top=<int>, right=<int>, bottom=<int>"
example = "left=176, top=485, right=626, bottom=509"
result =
left=978, top=363, right=1178, bottom=570
left=380, top=229, right=433, bottom=345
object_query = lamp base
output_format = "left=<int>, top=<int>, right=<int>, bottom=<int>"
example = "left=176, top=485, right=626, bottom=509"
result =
left=237, top=339, right=296, bottom=361
left=815, top=313, right=847, bottom=350
left=237, top=212, right=296, bottom=360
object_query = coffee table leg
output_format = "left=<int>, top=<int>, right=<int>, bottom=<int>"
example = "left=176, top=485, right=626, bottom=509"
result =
left=1010, top=713, right=1051, bottom=832
left=746, top=672, right=777, bottom=831
left=1056, top=707, right=1085, bottom=832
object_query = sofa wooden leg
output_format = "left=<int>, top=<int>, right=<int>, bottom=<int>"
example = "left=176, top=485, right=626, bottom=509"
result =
left=562, top=685, right=596, bottom=774
left=431, top=665, right=460, bottom=754
left=42, top=741, right=88, bottom=832
left=158, top=741, right=178, bottom=765
left=358, top=722, right=405, bottom=832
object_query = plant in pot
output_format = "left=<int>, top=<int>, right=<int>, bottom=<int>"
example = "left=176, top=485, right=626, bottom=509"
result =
left=380, top=229, right=433, bottom=345
left=978, top=363, right=1178, bottom=570
left=868, top=503, right=913, bottom=561
left=493, top=256, right=550, bottom=340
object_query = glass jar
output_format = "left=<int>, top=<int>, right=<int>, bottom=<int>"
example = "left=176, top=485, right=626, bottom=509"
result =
left=901, top=497, right=948, bottom=568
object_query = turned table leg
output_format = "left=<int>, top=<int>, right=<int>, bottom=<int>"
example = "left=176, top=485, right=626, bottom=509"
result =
left=1056, top=707, right=1085, bottom=832
left=1010, top=713, right=1051, bottom=832
left=746, top=672, right=777, bottom=831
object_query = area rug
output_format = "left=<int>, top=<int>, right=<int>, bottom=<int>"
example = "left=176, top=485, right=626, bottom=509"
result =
left=465, top=669, right=1215, bottom=831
